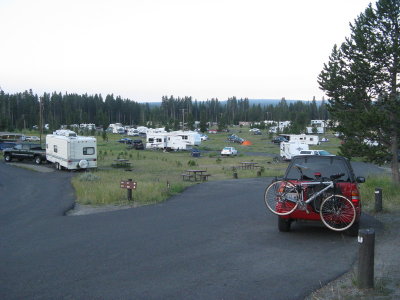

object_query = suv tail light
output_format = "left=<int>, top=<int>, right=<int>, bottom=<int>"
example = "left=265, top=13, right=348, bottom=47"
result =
left=351, top=188, right=360, bottom=205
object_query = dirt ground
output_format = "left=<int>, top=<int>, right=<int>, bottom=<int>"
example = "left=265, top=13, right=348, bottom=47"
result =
left=305, top=212, right=400, bottom=300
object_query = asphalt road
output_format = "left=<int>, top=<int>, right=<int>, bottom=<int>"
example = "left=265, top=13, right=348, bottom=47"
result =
left=0, top=161, right=384, bottom=300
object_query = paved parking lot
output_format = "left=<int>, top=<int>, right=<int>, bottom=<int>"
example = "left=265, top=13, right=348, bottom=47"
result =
left=0, top=161, right=383, bottom=299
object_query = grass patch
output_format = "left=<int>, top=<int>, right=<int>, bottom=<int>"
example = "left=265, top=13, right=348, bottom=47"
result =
left=359, top=175, right=400, bottom=213
left=70, top=130, right=289, bottom=206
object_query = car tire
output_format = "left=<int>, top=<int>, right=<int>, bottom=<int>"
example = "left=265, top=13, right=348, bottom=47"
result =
left=344, top=221, right=359, bottom=237
left=4, top=154, right=12, bottom=162
left=34, top=156, right=42, bottom=165
left=278, top=217, right=291, bottom=232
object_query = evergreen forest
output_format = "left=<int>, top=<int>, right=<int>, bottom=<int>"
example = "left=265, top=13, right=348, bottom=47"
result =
left=0, top=89, right=328, bottom=133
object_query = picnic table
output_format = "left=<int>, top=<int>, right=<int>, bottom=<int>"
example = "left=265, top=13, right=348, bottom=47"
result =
left=182, top=169, right=210, bottom=182
left=239, top=162, right=259, bottom=169
left=112, top=159, right=132, bottom=169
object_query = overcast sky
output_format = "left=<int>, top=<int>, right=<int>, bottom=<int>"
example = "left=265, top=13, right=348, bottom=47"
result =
left=0, top=0, right=373, bottom=102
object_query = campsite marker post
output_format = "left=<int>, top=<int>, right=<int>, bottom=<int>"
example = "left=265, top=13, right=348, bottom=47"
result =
left=120, top=179, right=137, bottom=201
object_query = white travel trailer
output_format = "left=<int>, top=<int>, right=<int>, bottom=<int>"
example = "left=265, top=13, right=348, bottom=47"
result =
left=46, top=130, right=97, bottom=170
left=279, top=134, right=320, bottom=145
left=280, top=142, right=309, bottom=160
left=146, top=132, right=168, bottom=149
left=108, top=123, right=125, bottom=134
left=146, top=131, right=201, bottom=151
left=306, top=126, right=324, bottom=134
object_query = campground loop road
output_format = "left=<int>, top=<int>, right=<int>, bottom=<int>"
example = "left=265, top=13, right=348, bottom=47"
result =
left=0, top=161, right=383, bottom=300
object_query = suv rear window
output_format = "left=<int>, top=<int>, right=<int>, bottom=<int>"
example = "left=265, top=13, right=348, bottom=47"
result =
left=285, top=156, right=353, bottom=182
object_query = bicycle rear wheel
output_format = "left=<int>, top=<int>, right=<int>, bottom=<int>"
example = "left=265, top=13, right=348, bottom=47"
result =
left=264, top=181, right=299, bottom=215
left=320, top=194, right=356, bottom=231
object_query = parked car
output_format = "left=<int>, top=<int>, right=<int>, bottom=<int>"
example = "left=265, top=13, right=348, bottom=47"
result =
left=320, top=137, right=329, bottom=142
left=25, top=136, right=41, bottom=142
left=221, top=147, right=238, bottom=156
left=297, top=150, right=333, bottom=156
left=200, top=134, right=209, bottom=141
left=3, top=143, right=46, bottom=164
left=128, top=139, right=144, bottom=150
left=271, top=136, right=288, bottom=144
left=117, top=138, right=133, bottom=144
left=227, top=134, right=244, bottom=144
left=274, top=155, right=365, bottom=236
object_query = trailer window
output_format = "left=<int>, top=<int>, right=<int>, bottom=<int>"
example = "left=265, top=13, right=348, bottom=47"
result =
left=54, top=145, right=58, bottom=153
left=148, top=138, right=154, bottom=143
left=83, top=147, right=95, bottom=155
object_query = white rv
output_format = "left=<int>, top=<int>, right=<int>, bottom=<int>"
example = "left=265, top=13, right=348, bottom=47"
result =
left=280, top=142, right=309, bottom=160
left=146, top=132, right=168, bottom=149
left=146, top=131, right=201, bottom=151
left=279, top=134, right=320, bottom=145
left=46, top=130, right=97, bottom=170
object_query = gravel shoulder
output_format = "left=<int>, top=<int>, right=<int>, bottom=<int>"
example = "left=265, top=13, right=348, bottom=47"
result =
left=306, top=212, right=400, bottom=300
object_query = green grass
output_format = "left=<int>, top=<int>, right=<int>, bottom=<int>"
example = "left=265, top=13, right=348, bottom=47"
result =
left=71, top=128, right=289, bottom=206
left=359, top=175, right=400, bottom=213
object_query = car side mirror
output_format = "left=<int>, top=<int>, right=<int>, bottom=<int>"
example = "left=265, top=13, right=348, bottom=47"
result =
left=356, top=176, right=365, bottom=183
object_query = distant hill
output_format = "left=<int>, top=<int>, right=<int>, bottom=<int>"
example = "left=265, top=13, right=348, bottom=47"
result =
left=144, top=99, right=323, bottom=106
left=246, top=99, right=323, bottom=106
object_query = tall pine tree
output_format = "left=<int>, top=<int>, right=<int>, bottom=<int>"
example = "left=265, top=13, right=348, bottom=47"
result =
left=318, top=0, right=400, bottom=183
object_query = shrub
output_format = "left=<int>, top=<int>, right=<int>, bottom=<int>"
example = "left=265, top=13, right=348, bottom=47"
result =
left=187, top=160, right=197, bottom=167
left=78, top=173, right=100, bottom=182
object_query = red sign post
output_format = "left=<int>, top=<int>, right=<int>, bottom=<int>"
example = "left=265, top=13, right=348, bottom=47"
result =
left=120, top=179, right=137, bottom=200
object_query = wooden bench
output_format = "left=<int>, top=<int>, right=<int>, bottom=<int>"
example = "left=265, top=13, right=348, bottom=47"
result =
left=199, top=174, right=211, bottom=181
left=182, top=174, right=194, bottom=181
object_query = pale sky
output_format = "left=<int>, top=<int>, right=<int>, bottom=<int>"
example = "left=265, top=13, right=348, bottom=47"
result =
left=0, top=0, right=372, bottom=102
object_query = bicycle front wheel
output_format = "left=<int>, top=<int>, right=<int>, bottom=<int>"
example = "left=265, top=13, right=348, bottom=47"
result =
left=264, top=181, right=299, bottom=216
left=320, top=194, right=356, bottom=231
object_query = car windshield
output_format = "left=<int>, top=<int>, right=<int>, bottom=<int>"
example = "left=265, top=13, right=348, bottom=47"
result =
left=223, top=147, right=231, bottom=151
left=319, top=150, right=332, bottom=156
left=285, top=156, right=352, bottom=182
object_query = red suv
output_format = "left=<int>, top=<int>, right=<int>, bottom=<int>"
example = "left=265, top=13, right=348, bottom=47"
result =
left=266, top=155, right=365, bottom=236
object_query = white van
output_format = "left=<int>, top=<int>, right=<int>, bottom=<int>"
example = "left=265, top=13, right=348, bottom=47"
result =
left=280, top=142, right=309, bottom=160
left=46, top=130, right=97, bottom=170
left=298, top=150, right=333, bottom=156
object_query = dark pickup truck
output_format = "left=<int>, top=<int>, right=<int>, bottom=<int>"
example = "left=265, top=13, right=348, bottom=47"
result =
left=3, top=143, right=46, bottom=164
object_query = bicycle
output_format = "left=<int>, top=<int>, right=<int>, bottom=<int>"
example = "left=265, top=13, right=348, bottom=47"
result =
left=264, top=165, right=357, bottom=231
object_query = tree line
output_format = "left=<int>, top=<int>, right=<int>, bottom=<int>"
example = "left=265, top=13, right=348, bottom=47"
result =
left=0, top=89, right=328, bottom=132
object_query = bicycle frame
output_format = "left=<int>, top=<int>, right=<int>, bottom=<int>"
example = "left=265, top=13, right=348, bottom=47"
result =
left=298, top=181, right=334, bottom=205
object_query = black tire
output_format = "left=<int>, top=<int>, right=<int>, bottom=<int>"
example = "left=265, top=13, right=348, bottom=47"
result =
left=34, top=156, right=42, bottom=165
left=278, top=217, right=291, bottom=232
left=4, top=154, right=12, bottom=162
left=344, top=221, right=360, bottom=237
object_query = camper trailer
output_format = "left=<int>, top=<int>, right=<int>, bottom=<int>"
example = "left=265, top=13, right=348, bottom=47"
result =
left=279, top=134, right=320, bottom=145
left=146, top=132, right=168, bottom=149
left=46, top=130, right=97, bottom=170
left=280, top=142, right=309, bottom=160
left=146, top=131, right=201, bottom=151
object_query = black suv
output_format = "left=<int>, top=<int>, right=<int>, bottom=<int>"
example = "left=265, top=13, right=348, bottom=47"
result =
left=128, top=140, right=144, bottom=150
left=3, top=143, right=46, bottom=164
